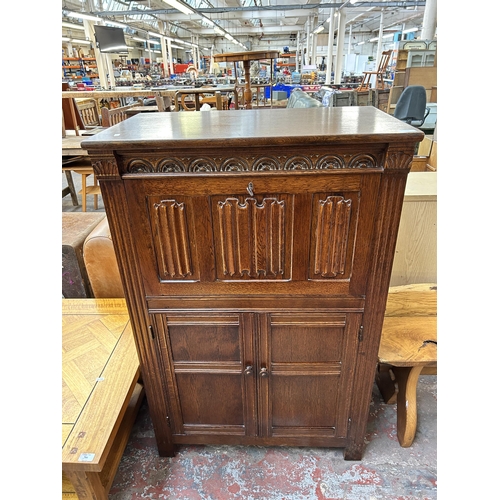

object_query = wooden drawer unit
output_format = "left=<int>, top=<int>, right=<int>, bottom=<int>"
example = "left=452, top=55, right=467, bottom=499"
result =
left=82, top=107, right=423, bottom=460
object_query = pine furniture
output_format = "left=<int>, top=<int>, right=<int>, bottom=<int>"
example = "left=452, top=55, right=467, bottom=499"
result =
left=81, top=106, right=423, bottom=460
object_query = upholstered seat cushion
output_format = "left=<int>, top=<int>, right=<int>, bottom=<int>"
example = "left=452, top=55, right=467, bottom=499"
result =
left=83, top=217, right=125, bottom=298
left=62, top=212, right=106, bottom=298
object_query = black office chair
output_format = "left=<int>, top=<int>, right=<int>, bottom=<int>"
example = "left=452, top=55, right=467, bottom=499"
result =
left=393, top=85, right=430, bottom=128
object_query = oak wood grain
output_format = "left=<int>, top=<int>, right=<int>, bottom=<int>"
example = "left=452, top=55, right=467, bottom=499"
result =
left=62, top=298, right=144, bottom=499
left=82, top=107, right=423, bottom=461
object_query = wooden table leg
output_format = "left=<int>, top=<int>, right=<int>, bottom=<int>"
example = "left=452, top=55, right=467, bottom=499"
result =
left=93, top=175, right=98, bottom=210
left=393, top=365, right=425, bottom=447
left=375, top=363, right=397, bottom=404
left=64, top=170, right=79, bottom=206
left=81, top=173, right=88, bottom=212
left=65, top=470, right=107, bottom=500
left=243, top=60, right=252, bottom=109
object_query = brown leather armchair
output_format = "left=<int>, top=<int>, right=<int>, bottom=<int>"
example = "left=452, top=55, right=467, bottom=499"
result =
left=83, top=217, right=125, bottom=298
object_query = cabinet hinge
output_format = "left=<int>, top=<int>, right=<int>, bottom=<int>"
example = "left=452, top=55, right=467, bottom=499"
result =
left=149, top=325, right=155, bottom=340
left=358, top=325, right=364, bottom=342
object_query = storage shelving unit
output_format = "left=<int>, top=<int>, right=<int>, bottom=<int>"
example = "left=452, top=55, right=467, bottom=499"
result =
left=387, top=40, right=437, bottom=115
left=62, top=56, right=98, bottom=80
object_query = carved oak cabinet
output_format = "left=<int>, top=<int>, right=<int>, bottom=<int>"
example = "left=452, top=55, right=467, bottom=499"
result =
left=82, top=107, right=423, bottom=460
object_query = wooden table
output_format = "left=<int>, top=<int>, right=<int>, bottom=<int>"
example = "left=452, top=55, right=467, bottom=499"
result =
left=213, top=50, right=279, bottom=109
left=173, top=86, right=238, bottom=111
left=62, top=89, right=179, bottom=134
left=62, top=89, right=179, bottom=101
left=125, top=105, right=159, bottom=116
left=62, top=299, right=144, bottom=500
left=62, top=136, right=87, bottom=157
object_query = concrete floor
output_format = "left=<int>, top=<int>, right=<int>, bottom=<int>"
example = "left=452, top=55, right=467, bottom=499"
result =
left=108, top=377, right=437, bottom=500
left=62, top=163, right=437, bottom=499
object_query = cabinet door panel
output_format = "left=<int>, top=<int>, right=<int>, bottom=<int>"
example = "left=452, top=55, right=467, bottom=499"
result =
left=259, top=312, right=362, bottom=439
left=175, top=373, right=244, bottom=427
left=155, top=312, right=257, bottom=437
left=168, top=317, right=241, bottom=362
left=270, top=375, right=340, bottom=429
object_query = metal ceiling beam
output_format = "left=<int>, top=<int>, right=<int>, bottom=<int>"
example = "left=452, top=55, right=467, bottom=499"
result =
left=89, top=2, right=426, bottom=17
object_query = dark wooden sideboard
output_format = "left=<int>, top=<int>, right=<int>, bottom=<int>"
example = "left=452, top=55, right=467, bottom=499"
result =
left=82, top=107, right=423, bottom=460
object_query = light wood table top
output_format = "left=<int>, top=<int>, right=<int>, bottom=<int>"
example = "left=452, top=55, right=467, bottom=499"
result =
left=62, top=89, right=179, bottom=100
left=62, top=299, right=144, bottom=499
left=62, top=135, right=87, bottom=156
left=125, top=105, right=159, bottom=115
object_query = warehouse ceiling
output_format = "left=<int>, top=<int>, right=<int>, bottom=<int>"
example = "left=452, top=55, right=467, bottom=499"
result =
left=62, top=0, right=430, bottom=50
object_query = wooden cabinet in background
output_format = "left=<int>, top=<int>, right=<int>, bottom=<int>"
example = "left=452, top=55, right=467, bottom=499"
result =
left=82, top=107, right=423, bottom=461
left=388, top=40, right=437, bottom=114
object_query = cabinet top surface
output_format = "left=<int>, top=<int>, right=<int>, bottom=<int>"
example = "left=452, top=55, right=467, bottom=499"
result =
left=81, top=107, right=423, bottom=151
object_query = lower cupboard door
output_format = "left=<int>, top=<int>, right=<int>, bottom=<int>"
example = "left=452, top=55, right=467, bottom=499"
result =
left=257, top=311, right=362, bottom=441
left=154, top=312, right=257, bottom=437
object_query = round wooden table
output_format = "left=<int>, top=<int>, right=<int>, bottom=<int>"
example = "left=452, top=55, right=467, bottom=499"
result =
left=213, top=50, right=280, bottom=109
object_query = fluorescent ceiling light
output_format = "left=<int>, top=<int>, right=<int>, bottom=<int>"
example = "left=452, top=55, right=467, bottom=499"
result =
left=62, top=21, right=85, bottom=30
left=65, top=11, right=101, bottom=22
left=403, top=27, right=419, bottom=33
left=382, top=33, right=393, bottom=39
left=313, top=25, right=324, bottom=34
left=106, top=20, right=128, bottom=29
left=71, top=39, right=92, bottom=45
left=214, top=26, right=224, bottom=35
left=162, top=0, right=194, bottom=16
left=369, top=37, right=378, bottom=42
left=357, top=41, right=365, bottom=45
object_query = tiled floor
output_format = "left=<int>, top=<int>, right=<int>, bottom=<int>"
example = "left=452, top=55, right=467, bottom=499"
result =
left=108, top=377, right=437, bottom=500
left=62, top=163, right=437, bottom=499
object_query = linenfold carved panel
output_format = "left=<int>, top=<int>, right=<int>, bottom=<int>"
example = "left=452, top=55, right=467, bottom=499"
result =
left=215, top=196, right=289, bottom=280
left=150, top=199, right=197, bottom=280
left=310, top=194, right=357, bottom=279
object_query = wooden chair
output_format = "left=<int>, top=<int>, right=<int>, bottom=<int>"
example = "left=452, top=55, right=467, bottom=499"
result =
left=75, top=98, right=101, bottom=129
left=200, top=92, right=228, bottom=110
left=376, top=283, right=437, bottom=447
left=101, top=103, right=141, bottom=127
left=357, top=50, right=392, bottom=92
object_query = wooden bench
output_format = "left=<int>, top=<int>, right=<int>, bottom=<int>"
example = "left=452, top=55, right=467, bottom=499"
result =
left=376, top=283, right=437, bottom=447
